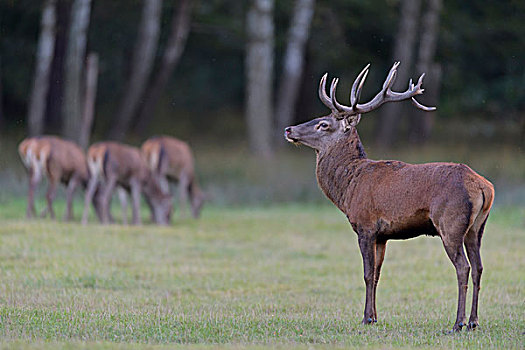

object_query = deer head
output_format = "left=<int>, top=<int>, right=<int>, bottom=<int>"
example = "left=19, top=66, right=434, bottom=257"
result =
left=143, top=178, right=173, bottom=225
left=284, top=62, right=435, bottom=152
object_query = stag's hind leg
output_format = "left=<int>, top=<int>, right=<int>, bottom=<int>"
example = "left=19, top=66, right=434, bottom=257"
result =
left=464, top=215, right=489, bottom=330
left=439, top=231, right=470, bottom=332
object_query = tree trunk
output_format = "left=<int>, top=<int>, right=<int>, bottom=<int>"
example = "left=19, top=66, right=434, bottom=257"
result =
left=408, top=0, right=442, bottom=144
left=275, top=0, right=315, bottom=144
left=375, top=0, right=421, bottom=148
left=78, top=52, right=99, bottom=149
left=0, top=56, right=3, bottom=131
left=61, top=0, right=92, bottom=142
left=27, top=0, right=57, bottom=137
left=45, top=0, right=71, bottom=133
left=134, top=0, right=193, bottom=135
left=108, top=0, right=163, bottom=141
left=245, top=0, right=275, bottom=157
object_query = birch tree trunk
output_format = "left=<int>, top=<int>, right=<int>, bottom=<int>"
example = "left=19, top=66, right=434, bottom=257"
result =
left=27, top=0, right=57, bottom=137
left=375, top=0, right=421, bottom=148
left=246, top=0, right=275, bottom=157
left=45, top=0, right=71, bottom=132
left=0, top=56, right=3, bottom=131
left=408, top=0, right=442, bottom=144
left=134, top=0, right=193, bottom=134
left=275, top=0, right=315, bottom=143
left=78, top=52, right=99, bottom=149
left=61, top=0, right=92, bottom=141
left=108, top=0, right=163, bottom=140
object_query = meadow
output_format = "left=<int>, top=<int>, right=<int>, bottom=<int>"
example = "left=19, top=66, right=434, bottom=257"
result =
left=0, top=197, right=523, bottom=348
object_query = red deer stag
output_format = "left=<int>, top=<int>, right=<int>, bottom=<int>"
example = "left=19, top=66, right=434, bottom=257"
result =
left=18, top=136, right=94, bottom=220
left=141, top=136, right=205, bottom=219
left=284, top=62, right=494, bottom=332
left=81, top=142, right=172, bottom=225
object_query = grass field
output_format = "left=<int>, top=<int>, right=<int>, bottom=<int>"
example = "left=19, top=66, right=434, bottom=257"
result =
left=0, top=198, right=523, bottom=348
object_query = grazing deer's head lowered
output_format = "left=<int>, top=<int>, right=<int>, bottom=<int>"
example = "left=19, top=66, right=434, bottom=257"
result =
left=285, top=63, right=494, bottom=332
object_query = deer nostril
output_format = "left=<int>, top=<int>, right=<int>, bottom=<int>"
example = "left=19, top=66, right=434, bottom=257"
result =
left=285, top=127, right=292, bottom=134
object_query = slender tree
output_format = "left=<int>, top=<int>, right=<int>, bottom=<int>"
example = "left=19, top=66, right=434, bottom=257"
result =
left=27, top=0, right=57, bottom=137
left=375, top=0, right=421, bottom=148
left=275, top=0, right=316, bottom=143
left=108, top=0, right=163, bottom=140
left=62, top=0, right=92, bottom=141
left=409, top=0, right=442, bottom=144
left=0, top=56, right=3, bottom=131
left=245, top=0, right=275, bottom=157
left=134, top=0, right=193, bottom=134
left=78, top=52, right=99, bottom=149
left=45, top=0, right=71, bottom=132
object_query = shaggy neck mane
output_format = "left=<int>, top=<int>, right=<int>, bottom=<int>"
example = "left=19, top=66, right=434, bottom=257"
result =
left=315, top=128, right=367, bottom=208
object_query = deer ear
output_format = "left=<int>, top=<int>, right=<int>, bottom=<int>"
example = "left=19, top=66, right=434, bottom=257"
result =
left=348, top=114, right=361, bottom=127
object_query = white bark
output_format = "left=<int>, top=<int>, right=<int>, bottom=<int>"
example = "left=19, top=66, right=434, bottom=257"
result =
left=409, top=0, right=442, bottom=143
left=62, top=0, right=92, bottom=141
left=79, top=52, right=99, bottom=149
left=246, top=0, right=275, bottom=157
left=27, top=0, right=57, bottom=137
left=109, top=0, right=163, bottom=140
left=276, top=0, right=315, bottom=142
left=135, top=0, right=193, bottom=133
left=376, top=0, right=421, bottom=147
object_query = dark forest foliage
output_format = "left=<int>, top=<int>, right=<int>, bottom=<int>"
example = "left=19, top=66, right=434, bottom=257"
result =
left=0, top=0, right=523, bottom=138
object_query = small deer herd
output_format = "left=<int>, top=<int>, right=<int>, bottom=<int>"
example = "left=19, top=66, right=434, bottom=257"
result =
left=19, top=62, right=494, bottom=333
left=18, top=136, right=203, bottom=225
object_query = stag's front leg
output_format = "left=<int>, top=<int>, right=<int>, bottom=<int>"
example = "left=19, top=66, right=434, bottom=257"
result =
left=358, top=234, right=377, bottom=325
left=373, top=240, right=387, bottom=322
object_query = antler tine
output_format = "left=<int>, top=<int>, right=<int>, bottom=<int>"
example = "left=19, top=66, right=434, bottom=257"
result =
left=352, top=68, right=368, bottom=109
left=329, top=77, right=342, bottom=114
left=350, top=63, right=370, bottom=105
left=410, top=73, right=436, bottom=111
left=318, top=73, right=336, bottom=111
left=414, top=73, right=426, bottom=92
left=330, top=77, right=358, bottom=116
left=382, top=62, right=401, bottom=92
left=316, top=62, right=436, bottom=124
left=354, top=62, right=437, bottom=114
left=382, top=61, right=400, bottom=92
left=411, top=97, right=436, bottom=111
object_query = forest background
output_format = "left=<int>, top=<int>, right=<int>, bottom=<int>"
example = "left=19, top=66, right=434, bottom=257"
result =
left=0, top=0, right=523, bottom=207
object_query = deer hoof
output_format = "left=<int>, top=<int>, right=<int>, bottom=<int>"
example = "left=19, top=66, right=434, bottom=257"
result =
left=452, top=322, right=464, bottom=332
left=467, top=320, right=479, bottom=330
left=362, top=317, right=374, bottom=325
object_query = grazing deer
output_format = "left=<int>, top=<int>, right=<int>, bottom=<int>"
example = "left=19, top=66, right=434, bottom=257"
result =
left=18, top=136, right=92, bottom=220
left=141, top=136, right=205, bottom=219
left=284, top=62, right=494, bottom=332
left=81, top=142, right=172, bottom=225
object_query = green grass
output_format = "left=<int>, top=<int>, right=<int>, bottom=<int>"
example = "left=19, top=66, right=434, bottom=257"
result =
left=0, top=198, right=523, bottom=348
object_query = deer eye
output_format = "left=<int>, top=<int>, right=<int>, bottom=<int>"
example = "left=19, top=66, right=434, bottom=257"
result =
left=318, top=122, right=329, bottom=129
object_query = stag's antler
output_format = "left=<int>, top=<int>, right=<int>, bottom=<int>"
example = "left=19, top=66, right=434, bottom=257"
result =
left=319, top=62, right=436, bottom=129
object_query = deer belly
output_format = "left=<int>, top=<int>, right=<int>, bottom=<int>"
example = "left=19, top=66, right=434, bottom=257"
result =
left=376, top=214, right=438, bottom=240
